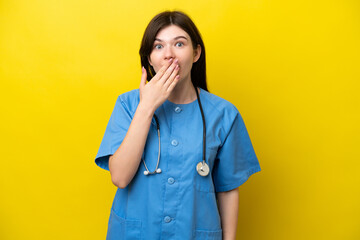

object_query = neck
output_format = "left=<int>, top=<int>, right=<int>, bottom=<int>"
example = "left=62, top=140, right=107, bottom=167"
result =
left=167, top=75, right=199, bottom=104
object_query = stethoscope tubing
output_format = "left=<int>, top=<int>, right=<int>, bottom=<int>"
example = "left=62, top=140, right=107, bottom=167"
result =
left=142, top=83, right=207, bottom=176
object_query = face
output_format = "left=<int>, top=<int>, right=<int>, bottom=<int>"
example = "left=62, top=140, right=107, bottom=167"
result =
left=148, top=25, right=201, bottom=82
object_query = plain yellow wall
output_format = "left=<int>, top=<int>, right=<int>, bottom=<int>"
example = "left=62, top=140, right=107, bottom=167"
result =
left=1, top=0, right=359, bottom=239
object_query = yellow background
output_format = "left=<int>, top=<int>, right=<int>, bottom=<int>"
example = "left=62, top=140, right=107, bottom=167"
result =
left=1, top=0, right=359, bottom=239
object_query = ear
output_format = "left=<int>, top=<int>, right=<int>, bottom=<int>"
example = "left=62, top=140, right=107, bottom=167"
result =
left=193, top=44, right=202, bottom=63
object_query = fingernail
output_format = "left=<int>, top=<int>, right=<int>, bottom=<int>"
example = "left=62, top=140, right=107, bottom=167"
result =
left=174, top=59, right=178, bottom=63
left=142, top=66, right=144, bottom=72
left=169, top=58, right=173, bottom=62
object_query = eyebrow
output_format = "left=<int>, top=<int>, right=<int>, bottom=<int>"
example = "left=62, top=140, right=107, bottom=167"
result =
left=154, top=36, right=188, bottom=42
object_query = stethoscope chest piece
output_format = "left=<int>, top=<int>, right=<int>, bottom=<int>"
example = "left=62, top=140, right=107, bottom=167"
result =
left=196, top=161, right=209, bottom=176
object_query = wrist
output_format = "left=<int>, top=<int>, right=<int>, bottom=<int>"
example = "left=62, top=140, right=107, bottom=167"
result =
left=137, top=102, right=156, bottom=118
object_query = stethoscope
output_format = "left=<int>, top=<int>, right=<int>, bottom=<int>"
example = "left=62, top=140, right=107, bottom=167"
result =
left=142, top=83, right=210, bottom=177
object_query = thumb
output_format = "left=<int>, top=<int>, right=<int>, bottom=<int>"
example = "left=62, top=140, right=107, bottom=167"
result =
left=140, top=66, right=147, bottom=89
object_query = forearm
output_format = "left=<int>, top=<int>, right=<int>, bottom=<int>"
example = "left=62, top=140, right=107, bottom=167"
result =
left=109, top=102, right=155, bottom=188
left=216, top=188, right=239, bottom=240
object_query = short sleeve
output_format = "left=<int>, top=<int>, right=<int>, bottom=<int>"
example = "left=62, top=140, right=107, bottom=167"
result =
left=95, top=96, right=133, bottom=171
left=212, top=110, right=261, bottom=192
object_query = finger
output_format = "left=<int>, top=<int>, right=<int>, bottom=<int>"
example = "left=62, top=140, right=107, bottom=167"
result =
left=140, top=66, right=147, bottom=89
left=163, top=64, right=179, bottom=89
left=159, top=59, right=178, bottom=84
left=152, top=58, right=174, bottom=81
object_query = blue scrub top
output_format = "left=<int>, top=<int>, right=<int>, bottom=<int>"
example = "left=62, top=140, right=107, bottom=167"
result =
left=95, top=87, right=261, bottom=240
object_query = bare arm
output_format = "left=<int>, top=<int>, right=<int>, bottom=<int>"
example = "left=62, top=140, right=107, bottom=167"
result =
left=109, top=103, right=154, bottom=188
left=216, top=188, right=239, bottom=240
left=109, top=58, right=180, bottom=188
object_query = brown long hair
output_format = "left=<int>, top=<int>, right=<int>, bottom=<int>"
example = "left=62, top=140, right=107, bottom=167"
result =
left=139, top=10, right=208, bottom=91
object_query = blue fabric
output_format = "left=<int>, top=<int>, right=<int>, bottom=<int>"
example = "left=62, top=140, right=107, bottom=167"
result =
left=95, top=88, right=261, bottom=240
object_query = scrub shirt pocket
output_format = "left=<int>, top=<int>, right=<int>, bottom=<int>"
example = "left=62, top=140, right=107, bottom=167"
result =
left=194, top=229, right=223, bottom=240
left=107, top=208, right=142, bottom=240
left=194, top=148, right=218, bottom=193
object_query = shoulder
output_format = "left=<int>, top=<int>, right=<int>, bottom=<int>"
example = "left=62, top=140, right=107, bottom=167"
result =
left=115, top=89, right=140, bottom=115
left=117, top=88, right=140, bottom=103
left=200, top=88, right=243, bottom=125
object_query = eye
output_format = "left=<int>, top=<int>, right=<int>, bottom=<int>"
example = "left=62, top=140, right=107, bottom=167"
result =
left=154, top=44, right=162, bottom=49
left=176, top=42, right=184, bottom=47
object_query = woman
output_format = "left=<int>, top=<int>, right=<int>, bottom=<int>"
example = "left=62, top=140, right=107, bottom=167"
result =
left=95, top=10, right=261, bottom=240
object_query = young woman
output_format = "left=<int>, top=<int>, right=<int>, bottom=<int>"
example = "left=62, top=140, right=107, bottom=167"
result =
left=95, top=10, right=261, bottom=240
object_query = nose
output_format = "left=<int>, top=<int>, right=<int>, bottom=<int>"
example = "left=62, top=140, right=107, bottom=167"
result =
left=164, top=45, right=175, bottom=60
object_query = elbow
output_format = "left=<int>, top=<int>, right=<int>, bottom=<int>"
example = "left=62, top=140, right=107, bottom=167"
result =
left=109, top=156, right=129, bottom=189
left=111, top=175, right=128, bottom=189
left=117, top=181, right=128, bottom=189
